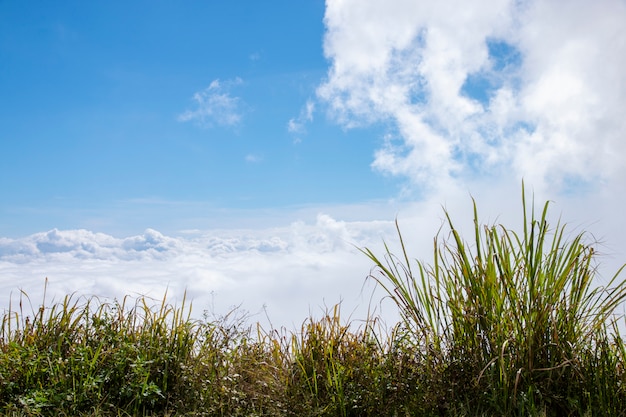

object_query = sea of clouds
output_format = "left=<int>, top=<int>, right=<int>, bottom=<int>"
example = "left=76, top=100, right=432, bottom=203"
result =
left=0, top=213, right=409, bottom=329
left=3, top=183, right=626, bottom=330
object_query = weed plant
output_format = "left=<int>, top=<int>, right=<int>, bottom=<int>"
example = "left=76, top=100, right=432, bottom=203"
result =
left=1, top=188, right=625, bottom=416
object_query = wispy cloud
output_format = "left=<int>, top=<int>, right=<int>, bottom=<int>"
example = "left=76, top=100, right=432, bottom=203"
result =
left=245, top=153, right=262, bottom=163
left=287, top=99, right=315, bottom=135
left=317, top=0, right=626, bottom=195
left=178, top=78, right=245, bottom=128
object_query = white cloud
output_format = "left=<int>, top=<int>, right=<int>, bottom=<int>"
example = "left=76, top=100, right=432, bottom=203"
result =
left=3, top=191, right=626, bottom=331
left=287, top=119, right=302, bottom=134
left=287, top=99, right=315, bottom=135
left=178, top=78, right=245, bottom=128
left=0, top=214, right=402, bottom=329
left=317, top=0, right=626, bottom=195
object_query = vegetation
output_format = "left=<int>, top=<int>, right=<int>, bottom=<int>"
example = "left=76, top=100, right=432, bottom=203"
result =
left=2, top=189, right=626, bottom=416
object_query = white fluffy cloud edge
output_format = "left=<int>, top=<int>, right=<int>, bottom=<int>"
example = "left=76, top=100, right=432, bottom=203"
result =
left=317, top=0, right=626, bottom=194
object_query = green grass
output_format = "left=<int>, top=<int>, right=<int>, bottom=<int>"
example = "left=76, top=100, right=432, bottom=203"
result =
left=2, top=187, right=626, bottom=416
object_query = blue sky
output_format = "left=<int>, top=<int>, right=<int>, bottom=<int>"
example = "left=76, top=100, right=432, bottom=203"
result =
left=1, top=0, right=395, bottom=236
left=2, top=0, right=626, bottom=328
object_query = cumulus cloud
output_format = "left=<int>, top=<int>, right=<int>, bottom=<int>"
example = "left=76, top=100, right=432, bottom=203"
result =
left=0, top=228, right=184, bottom=262
left=317, top=0, right=626, bottom=194
left=178, top=78, right=245, bottom=128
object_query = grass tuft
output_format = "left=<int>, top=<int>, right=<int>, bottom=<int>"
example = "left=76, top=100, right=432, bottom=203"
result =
left=361, top=184, right=626, bottom=415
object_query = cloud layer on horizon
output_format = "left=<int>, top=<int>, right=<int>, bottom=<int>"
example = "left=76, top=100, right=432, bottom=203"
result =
left=4, top=188, right=626, bottom=330
left=0, top=214, right=403, bottom=329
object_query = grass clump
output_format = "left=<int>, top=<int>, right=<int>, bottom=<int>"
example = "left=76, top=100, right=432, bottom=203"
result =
left=362, top=185, right=626, bottom=415
left=1, top=187, right=625, bottom=416
left=0, top=293, right=404, bottom=417
left=0, top=290, right=204, bottom=415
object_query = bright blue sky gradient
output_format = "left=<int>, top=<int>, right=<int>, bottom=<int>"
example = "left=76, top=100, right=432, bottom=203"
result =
left=1, top=1, right=397, bottom=236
